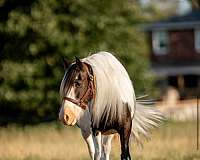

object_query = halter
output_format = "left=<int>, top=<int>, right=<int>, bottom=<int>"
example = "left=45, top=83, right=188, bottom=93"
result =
left=63, top=65, right=96, bottom=110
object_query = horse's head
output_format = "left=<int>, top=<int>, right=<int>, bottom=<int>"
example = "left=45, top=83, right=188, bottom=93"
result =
left=59, top=57, right=95, bottom=126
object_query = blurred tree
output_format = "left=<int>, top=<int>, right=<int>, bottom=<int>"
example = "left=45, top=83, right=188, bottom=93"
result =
left=0, top=0, right=164, bottom=124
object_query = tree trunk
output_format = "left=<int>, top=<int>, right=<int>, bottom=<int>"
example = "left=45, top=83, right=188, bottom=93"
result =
left=191, top=0, right=200, bottom=10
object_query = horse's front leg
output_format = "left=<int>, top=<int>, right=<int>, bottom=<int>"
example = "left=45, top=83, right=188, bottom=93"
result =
left=93, top=132, right=102, bottom=160
left=101, top=134, right=114, bottom=160
left=81, top=130, right=95, bottom=160
left=82, top=130, right=102, bottom=160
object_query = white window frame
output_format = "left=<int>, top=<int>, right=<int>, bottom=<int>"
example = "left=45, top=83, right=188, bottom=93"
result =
left=194, top=29, right=200, bottom=53
left=152, top=30, right=169, bottom=55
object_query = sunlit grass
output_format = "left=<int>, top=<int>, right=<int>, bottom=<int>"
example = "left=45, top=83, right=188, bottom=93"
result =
left=130, top=121, right=200, bottom=160
left=0, top=121, right=199, bottom=160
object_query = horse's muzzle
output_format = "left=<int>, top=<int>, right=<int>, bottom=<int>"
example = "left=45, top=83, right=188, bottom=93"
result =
left=59, top=107, right=77, bottom=126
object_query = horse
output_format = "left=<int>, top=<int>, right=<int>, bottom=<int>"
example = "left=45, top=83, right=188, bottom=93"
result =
left=59, top=52, right=163, bottom=160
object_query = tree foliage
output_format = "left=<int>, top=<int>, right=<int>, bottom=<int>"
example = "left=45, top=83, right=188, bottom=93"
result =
left=0, top=0, right=162, bottom=123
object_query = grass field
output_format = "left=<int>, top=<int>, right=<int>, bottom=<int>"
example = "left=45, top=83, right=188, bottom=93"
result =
left=0, top=121, right=199, bottom=160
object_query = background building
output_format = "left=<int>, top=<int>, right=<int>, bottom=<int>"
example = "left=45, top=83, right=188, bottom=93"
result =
left=144, top=10, right=200, bottom=99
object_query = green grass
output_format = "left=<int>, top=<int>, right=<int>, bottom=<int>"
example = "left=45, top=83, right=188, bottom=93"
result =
left=0, top=121, right=199, bottom=160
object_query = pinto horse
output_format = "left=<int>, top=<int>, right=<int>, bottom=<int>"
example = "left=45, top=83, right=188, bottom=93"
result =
left=59, top=52, right=163, bottom=160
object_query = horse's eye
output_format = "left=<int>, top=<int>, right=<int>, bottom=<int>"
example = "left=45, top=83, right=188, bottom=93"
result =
left=74, top=80, right=81, bottom=87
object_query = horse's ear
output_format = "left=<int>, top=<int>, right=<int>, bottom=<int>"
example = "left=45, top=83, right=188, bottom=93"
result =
left=62, top=57, right=70, bottom=70
left=75, top=56, right=83, bottom=69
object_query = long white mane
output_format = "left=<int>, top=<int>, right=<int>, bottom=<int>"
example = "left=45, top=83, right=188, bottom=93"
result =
left=83, top=52, right=136, bottom=127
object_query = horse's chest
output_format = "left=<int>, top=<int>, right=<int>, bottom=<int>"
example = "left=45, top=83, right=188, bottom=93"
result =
left=101, top=129, right=117, bottom=135
left=92, top=118, right=119, bottom=134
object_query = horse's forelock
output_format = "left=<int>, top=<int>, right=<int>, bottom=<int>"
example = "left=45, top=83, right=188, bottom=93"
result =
left=60, top=64, right=77, bottom=98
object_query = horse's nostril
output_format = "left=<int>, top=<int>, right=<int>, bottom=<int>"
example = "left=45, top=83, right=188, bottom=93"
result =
left=65, top=115, right=69, bottom=121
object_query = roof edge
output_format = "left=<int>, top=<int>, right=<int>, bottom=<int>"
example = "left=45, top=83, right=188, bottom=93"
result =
left=143, top=21, right=200, bottom=31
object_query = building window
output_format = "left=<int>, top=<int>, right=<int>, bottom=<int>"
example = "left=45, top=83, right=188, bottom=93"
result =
left=152, top=31, right=169, bottom=55
left=195, top=29, right=200, bottom=53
